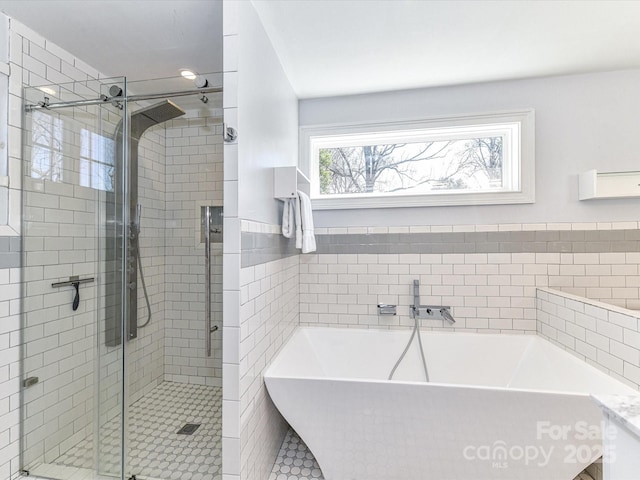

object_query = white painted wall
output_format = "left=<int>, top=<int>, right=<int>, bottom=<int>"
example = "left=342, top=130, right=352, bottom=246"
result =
left=299, top=69, right=640, bottom=228
left=236, top=0, right=298, bottom=226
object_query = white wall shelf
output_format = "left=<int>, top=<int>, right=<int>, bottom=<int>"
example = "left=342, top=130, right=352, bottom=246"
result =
left=274, top=166, right=310, bottom=200
left=579, top=169, right=640, bottom=200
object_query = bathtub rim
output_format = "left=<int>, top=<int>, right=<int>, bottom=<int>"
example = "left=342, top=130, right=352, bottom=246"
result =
left=265, top=326, right=638, bottom=398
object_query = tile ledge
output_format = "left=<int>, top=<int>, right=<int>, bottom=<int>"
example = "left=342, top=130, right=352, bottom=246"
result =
left=537, top=287, right=640, bottom=320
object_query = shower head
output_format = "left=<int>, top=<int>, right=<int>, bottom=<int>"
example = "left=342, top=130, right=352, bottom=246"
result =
left=130, top=99, right=186, bottom=139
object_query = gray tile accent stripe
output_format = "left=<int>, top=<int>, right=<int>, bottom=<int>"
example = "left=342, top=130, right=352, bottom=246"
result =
left=0, top=236, right=20, bottom=268
left=241, top=232, right=298, bottom=267
left=315, top=229, right=640, bottom=255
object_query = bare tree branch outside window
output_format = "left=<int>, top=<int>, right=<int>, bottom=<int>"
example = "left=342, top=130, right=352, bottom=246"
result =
left=31, top=111, right=64, bottom=182
left=318, top=136, right=504, bottom=195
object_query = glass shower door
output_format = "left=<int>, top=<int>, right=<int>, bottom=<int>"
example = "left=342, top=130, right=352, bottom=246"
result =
left=21, top=77, right=128, bottom=479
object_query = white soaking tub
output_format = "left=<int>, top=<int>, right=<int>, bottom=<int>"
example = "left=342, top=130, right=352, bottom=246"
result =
left=264, top=327, right=637, bottom=480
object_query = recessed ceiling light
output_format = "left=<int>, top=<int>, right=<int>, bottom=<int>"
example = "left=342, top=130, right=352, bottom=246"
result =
left=180, top=69, right=197, bottom=80
left=38, top=86, right=56, bottom=96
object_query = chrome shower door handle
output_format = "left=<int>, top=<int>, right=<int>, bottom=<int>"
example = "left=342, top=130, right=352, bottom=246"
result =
left=205, top=206, right=213, bottom=357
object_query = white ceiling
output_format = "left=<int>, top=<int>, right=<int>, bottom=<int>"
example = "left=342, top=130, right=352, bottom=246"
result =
left=0, top=0, right=222, bottom=81
left=252, top=0, right=640, bottom=98
left=2, top=1, right=640, bottom=99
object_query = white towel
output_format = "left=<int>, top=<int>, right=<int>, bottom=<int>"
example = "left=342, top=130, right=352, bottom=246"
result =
left=297, top=190, right=316, bottom=254
left=294, top=194, right=303, bottom=249
left=281, top=198, right=294, bottom=238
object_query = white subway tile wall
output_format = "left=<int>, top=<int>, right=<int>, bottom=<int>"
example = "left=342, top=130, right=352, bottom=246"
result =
left=164, top=115, right=224, bottom=386
left=299, top=251, right=640, bottom=332
left=537, top=287, right=640, bottom=390
left=221, top=16, right=241, bottom=479
left=13, top=21, right=126, bottom=474
left=0, top=265, right=19, bottom=480
left=238, top=254, right=299, bottom=480
left=127, top=125, right=166, bottom=405
left=22, top=176, right=102, bottom=469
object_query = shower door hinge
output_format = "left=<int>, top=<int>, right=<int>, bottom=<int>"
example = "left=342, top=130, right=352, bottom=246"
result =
left=223, top=123, right=238, bottom=143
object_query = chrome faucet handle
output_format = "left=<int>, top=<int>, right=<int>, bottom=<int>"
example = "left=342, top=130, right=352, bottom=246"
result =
left=440, top=307, right=456, bottom=324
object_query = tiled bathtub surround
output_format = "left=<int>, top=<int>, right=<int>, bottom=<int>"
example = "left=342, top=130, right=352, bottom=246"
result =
left=299, top=224, right=640, bottom=334
left=537, top=288, right=640, bottom=390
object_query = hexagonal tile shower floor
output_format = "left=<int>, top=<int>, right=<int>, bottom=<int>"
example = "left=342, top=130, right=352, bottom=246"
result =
left=52, top=382, right=222, bottom=480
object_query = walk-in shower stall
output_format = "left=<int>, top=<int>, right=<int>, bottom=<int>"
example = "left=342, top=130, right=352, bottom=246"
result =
left=20, top=74, right=224, bottom=480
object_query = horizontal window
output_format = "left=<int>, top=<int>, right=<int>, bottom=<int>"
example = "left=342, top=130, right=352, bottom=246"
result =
left=300, top=110, right=534, bottom=209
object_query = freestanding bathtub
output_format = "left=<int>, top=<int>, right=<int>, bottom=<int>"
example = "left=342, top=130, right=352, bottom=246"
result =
left=264, top=327, right=637, bottom=480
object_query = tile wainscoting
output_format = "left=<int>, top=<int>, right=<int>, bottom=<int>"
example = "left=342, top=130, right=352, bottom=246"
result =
left=296, top=223, right=640, bottom=333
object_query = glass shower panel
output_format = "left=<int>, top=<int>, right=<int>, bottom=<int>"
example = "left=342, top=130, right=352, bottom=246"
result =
left=122, top=74, right=224, bottom=480
left=21, top=77, right=127, bottom=479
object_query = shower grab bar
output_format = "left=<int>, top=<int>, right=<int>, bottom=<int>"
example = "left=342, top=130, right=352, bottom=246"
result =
left=205, top=206, right=213, bottom=357
left=205, top=206, right=211, bottom=356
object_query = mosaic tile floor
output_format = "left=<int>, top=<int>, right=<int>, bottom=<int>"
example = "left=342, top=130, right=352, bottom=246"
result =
left=270, top=428, right=596, bottom=480
left=54, top=382, right=222, bottom=480
left=270, top=429, right=324, bottom=480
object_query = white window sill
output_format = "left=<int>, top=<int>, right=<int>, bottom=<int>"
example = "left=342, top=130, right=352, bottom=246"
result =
left=311, top=190, right=535, bottom=210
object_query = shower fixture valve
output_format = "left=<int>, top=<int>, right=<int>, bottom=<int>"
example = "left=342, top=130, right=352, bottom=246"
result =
left=223, top=123, right=238, bottom=143
left=410, top=279, right=455, bottom=324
